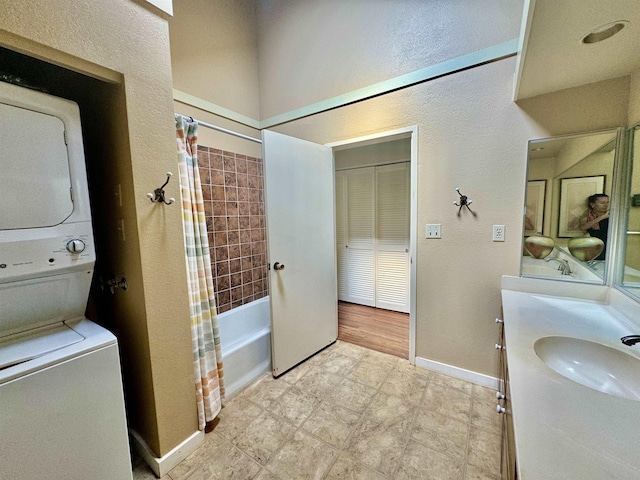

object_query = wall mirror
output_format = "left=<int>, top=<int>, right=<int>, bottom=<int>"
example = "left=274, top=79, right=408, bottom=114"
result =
left=619, top=124, right=640, bottom=299
left=521, top=129, right=621, bottom=284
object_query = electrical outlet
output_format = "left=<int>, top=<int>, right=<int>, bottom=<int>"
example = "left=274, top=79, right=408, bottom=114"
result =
left=426, top=224, right=441, bottom=239
left=493, top=225, right=505, bottom=242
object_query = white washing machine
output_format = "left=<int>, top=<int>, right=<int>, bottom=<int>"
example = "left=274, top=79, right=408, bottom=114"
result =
left=0, top=81, right=133, bottom=480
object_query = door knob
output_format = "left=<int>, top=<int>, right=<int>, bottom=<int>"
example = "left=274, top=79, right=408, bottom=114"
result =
left=273, top=262, right=285, bottom=271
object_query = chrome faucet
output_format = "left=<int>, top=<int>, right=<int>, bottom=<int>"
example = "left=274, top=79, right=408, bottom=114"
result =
left=544, top=257, right=572, bottom=275
left=621, top=335, right=640, bottom=346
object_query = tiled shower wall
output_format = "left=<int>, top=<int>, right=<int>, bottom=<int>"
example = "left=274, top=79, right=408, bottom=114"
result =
left=197, top=145, right=269, bottom=314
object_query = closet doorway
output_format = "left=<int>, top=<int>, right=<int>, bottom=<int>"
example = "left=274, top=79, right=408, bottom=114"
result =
left=328, top=128, right=417, bottom=361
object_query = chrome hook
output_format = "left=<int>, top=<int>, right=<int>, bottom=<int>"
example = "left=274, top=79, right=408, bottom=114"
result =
left=147, top=172, right=175, bottom=205
left=453, top=187, right=476, bottom=216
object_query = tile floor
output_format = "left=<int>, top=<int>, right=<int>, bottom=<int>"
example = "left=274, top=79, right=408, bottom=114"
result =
left=133, top=341, right=502, bottom=480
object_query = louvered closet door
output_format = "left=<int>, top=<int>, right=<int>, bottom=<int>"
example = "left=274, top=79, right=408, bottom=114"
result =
left=375, top=163, right=410, bottom=313
left=335, top=171, right=348, bottom=300
left=344, top=168, right=375, bottom=306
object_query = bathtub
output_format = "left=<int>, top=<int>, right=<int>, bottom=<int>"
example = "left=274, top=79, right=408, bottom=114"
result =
left=218, top=296, right=271, bottom=398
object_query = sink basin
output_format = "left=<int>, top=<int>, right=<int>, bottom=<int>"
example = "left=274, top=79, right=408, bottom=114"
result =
left=534, top=336, right=640, bottom=401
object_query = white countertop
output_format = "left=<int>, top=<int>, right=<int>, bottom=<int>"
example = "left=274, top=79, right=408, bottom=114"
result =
left=501, top=276, right=640, bottom=480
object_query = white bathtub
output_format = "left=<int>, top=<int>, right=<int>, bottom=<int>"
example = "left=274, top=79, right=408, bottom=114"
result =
left=218, top=296, right=271, bottom=398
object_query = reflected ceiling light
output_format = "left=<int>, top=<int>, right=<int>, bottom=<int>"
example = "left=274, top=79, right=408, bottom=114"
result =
left=531, top=147, right=545, bottom=152
left=581, top=21, right=628, bottom=44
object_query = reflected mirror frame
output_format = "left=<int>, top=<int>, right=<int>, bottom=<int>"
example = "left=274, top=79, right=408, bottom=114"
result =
left=521, top=127, right=625, bottom=285
left=614, top=123, right=640, bottom=298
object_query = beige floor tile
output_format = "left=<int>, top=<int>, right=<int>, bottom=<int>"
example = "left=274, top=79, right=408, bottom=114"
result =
left=315, top=351, right=361, bottom=375
left=214, top=396, right=264, bottom=441
left=379, top=367, right=429, bottom=405
left=473, top=385, right=500, bottom=404
left=423, top=382, right=472, bottom=423
left=301, top=401, right=360, bottom=449
left=294, top=367, right=343, bottom=397
left=169, top=432, right=261, bottom=480
left=411, top=409, right=469, bottom=460
left=332, top=341, right=370, bottom=359
left=464, top=463, right=501, bottom=480
left=346, top=360, right=393, bottom=389
left=254, top=468, right=279, bottom=480
left=467, top=426, right=501, bottom=477
left=266, top=385, right=321, bottom=426
left=304, top=346, right=336, bottom=367
left=132, top=341, right=505, bottom=480
left=344, top=418, right=407, bottom=477
left=232, top=411, right=297, bottom=465
left=279, top=360, right=315, bottom=385
left=470, top=397, right=502, bottom=435
left=394, top=358, right=431, bottom=375
left=430, top=372, right=474, bottom=395
left=324, top=453, right=388, bottom=480
left=265, top=430, right=338, bottom=480
left=360, top=348, right=399, bottom=369
left=240, top=374, right=290, bottom=408
left=395, top=440, right=464, bottom=480
left=325, top=377, right=378, bottom=413
left=363, top=392, right=417, bottom=433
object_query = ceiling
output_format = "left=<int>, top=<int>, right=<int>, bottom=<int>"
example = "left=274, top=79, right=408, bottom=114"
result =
left=513, top=0, right=640, bottom=100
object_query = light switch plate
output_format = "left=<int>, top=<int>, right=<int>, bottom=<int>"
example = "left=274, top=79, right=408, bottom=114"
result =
left=426, top=224, right=441, bottom=239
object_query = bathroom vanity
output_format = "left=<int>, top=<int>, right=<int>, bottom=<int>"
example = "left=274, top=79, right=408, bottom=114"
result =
left=500, top=276, right=640, bottom=480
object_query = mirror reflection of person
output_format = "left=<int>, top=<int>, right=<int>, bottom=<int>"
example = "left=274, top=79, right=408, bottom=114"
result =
left=578, top=193, right=609, bottom=260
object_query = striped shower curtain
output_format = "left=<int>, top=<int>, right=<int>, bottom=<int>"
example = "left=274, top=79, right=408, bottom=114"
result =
left=175, top=114, right=225, bottom=431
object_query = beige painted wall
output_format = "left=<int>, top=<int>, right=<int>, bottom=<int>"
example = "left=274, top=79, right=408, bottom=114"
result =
left=267, top=59, right=628, bottom=376
left=173, top=101, right=263, bottom=157
left=170, top=0, right=260, bottom=121
left=334, top=138, right=411, bottom=170
left=0, top=0, right=196, bottom=456
left=168, top=1, right=630, bottom=376
left=256, top=0, right=525, bottom=118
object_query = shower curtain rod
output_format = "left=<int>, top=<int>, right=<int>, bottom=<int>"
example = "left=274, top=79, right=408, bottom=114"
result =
left=179, top=114, right=263, bottom=144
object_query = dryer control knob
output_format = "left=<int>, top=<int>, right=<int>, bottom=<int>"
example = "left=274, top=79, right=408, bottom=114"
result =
left=66, top=239, right=86, bottom=254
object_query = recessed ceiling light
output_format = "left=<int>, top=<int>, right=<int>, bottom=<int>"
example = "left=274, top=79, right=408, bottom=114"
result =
left=581, top=21, right=628, bottom=44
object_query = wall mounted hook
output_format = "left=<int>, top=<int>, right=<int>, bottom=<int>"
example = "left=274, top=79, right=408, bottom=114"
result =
left=453, top=187, right=476, bottom=216
left=147, top=172, right=175, bottom=205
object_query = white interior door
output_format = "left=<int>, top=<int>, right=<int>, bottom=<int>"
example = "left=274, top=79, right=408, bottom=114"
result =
left=262, top=130, right=338, bottom=377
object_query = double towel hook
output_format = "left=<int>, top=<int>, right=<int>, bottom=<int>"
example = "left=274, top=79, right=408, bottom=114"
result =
left=453, top=187, right=476, bottom=216
left=147, top=172, right=175, bottom=205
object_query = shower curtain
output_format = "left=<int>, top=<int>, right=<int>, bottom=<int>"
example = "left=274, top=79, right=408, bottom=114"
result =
left=175, top=114, right=225, bottom=431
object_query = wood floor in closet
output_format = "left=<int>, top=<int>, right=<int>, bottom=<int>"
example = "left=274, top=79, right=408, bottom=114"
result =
left=337, top=301, right=410, bottom=359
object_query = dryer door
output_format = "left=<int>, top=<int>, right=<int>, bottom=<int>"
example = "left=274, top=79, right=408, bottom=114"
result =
left=0, top=102, right=73, bottom=230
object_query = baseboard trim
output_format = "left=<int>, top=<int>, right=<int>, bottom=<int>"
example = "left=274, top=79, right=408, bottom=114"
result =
left=415, top=356, right=499, bottom=390
left=130, top=428, right=204, bottom=478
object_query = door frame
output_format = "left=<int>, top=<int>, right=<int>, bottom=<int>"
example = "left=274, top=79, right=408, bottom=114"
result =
left=326, top=126, right=418, bottom=364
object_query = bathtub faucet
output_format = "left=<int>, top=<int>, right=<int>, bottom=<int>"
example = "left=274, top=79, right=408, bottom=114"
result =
left=544, top=257, right=572, bottom=275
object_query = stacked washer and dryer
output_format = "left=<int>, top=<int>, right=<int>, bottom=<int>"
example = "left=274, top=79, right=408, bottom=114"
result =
left=0, top=82, right=133, bottom=479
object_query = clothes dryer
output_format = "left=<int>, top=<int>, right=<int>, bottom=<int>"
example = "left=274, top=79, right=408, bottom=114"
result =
left=0, top=81, right=132, bottom=480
